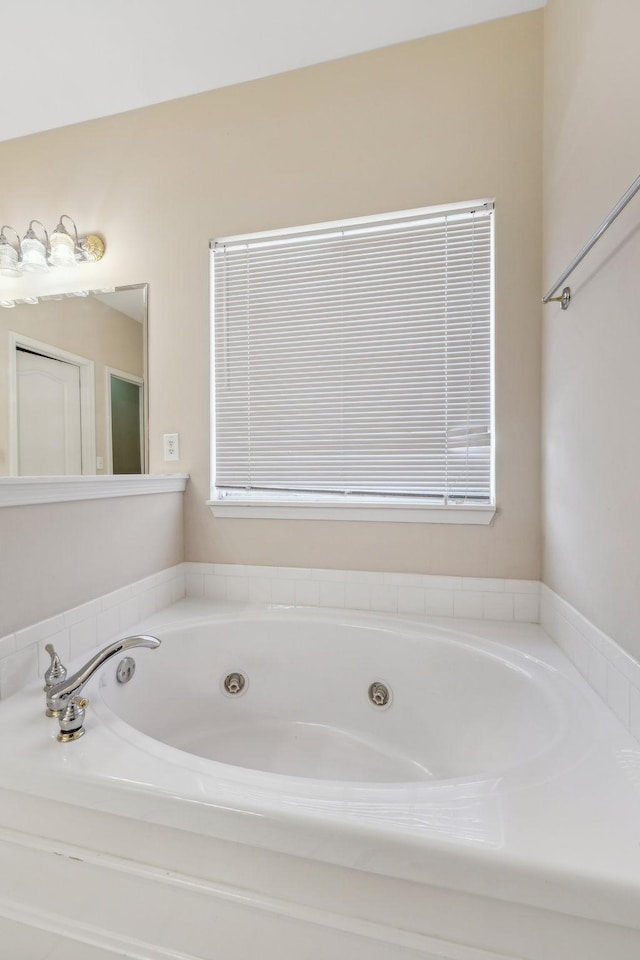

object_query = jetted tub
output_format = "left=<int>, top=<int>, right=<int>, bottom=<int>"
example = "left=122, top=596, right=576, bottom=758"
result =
left=3, top=603, right=640, bottom=960
left=94, top=609, right=589, bottom=790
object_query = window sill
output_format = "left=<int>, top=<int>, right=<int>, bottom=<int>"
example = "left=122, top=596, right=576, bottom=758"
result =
left=207, top=499, right=495, bottom=525
left=0, top=474, right=189, bottom=508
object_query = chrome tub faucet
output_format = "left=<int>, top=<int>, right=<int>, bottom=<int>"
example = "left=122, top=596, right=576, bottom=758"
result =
left=44, top=635, right=161, bottom=742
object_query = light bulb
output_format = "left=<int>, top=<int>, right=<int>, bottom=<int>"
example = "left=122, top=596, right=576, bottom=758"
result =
left=49, top=227, right=77, bottom=267
left=21, top=232, right=49, bottom=273
left=0, top=233, right=21, bottom=277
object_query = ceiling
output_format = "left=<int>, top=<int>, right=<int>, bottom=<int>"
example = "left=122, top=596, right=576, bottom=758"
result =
left=1, top=0, right=544, bottom=144
left=95, top=289, right=146, bottom=324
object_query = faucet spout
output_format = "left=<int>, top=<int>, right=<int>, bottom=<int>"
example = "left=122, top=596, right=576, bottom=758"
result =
left=47, top=634, right=161, bottom=715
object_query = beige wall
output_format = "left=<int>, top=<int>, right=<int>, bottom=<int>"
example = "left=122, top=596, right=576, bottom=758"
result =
left=0, top=493, right=183, bottom=637
left=0, top=297, right=143, bottom=474
left=0, top=11, right=543, bottom=580
left=542, top=0, right=640, bottom=655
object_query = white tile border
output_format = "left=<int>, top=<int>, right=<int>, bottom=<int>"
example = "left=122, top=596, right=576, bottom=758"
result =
left=540, top=584, right=640, bottom=739
left=0, top=566, right=185, bottom=701
left=183, top=562, right=540, bottom=624
left=0, top=561, right=539, bottom=700
left=5, top=559, right=639, bottom=743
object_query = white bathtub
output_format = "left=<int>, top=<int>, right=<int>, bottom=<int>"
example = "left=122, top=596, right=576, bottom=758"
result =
left=1, top=602, right=640, bottom=960
left=96, top=611, right=584, bottom=789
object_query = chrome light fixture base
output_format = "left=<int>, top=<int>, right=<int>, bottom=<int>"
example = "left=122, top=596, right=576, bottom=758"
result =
left=79, top=233, right=106, bottom=262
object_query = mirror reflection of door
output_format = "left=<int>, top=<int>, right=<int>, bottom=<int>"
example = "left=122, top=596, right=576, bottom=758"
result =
left=16, top=347, right=83, bottom=476
left=108, top=372, right=143, bottom=474
left=2, top=285, right=146, bottom=478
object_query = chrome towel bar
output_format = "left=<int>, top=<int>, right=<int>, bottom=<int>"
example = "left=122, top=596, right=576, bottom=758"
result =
left=543, top=173, right=640, bottom=309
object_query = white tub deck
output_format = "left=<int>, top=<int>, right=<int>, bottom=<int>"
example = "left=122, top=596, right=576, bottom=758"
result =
left=0, top=599, right=639, bottom=960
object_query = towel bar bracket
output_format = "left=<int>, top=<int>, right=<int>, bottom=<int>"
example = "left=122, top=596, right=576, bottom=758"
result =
left=546, top=287, right=571, bottom=310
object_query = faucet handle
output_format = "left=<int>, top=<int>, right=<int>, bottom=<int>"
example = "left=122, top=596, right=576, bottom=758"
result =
left=57, top=696, right=88, bottom=743
left=43, top=643, right=67, bottom=692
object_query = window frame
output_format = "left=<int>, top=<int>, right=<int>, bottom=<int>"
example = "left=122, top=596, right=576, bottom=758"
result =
left=209, top=200, right=496, bottom=525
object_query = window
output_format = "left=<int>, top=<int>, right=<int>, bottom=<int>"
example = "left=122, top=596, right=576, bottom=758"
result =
left=210, top=200, right=494, bottom=523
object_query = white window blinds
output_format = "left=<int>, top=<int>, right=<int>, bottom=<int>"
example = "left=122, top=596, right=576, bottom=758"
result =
left=212, top=201, right=494, bottom=506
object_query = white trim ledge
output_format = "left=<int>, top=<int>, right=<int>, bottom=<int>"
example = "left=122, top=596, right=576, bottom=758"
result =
left=208, top=500, right=495, bottom=524
left=0, top=474, right=189, bottom=508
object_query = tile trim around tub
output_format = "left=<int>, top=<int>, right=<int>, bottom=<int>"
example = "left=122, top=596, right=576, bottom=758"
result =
left=0, top=562, right=539, bottom=702
left=4, top=562, right=639, bottom=743
left=540, top=585, right=640, bottom=740
left=0, top=566, right=186, bottom=701
left=183, top=562, right=540, bottom=624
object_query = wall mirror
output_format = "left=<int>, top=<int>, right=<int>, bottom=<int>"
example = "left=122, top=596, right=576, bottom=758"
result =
left=0, top=284, right=147, bottom=477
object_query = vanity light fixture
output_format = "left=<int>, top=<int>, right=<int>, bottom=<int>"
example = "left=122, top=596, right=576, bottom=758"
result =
left=0, top=217, right=106, bottom=279
left=0, top=226, right=22, bottom=277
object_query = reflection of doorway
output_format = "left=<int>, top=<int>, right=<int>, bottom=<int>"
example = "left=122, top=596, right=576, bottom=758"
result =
left=106, top=368, right=144, bottom=474
left=9, top=333, right=96, bottom=476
